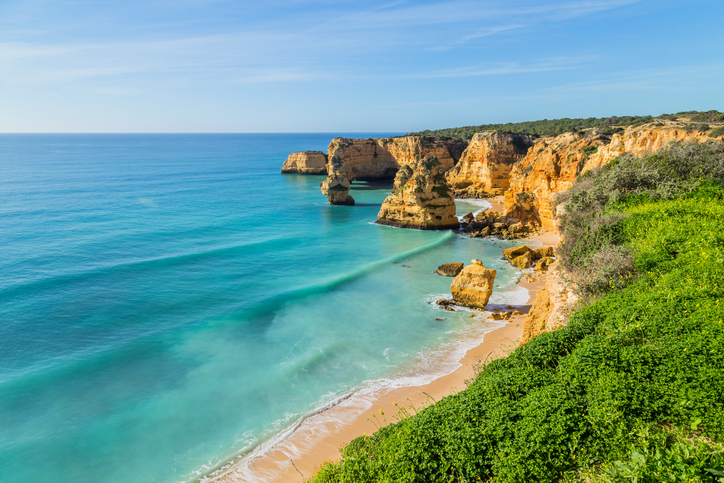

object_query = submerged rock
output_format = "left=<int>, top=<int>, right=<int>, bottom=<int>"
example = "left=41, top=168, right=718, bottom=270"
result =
left=376, top=156, right=459, bottom=230
left=435, top=262, right=465, bottom=277
left=450, top=259, right=497, bottom=310
left=320, top=155, right=355, bottom=206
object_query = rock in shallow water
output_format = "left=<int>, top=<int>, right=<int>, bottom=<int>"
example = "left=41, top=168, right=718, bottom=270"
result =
left=450, top=259, right=497, bottom=310
left=502, top=245, right=532, bottom=260
left=320, top=155, right=355, bottom=205
left=434, top=262, right=464, bottom=277
left=376, top=155, right=459, bottom=230
left=281, top=151, right=328, bottom=174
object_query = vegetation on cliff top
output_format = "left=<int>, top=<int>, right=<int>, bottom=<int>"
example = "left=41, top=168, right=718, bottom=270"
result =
left=408, top=110, right=724, bottom=140
left=307, top=141, right=724, bottom=482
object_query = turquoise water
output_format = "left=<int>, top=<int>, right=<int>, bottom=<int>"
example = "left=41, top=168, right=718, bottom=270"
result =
left=0, top=134, right=527, bottom=483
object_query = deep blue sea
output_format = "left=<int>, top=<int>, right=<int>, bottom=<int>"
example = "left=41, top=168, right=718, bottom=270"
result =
left=0, top=134, right=529, bottom=482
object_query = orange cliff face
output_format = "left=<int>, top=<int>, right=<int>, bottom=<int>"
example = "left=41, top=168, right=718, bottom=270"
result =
left=326, top=136, right=467, bottom=181
left=504, top=123, right=714, bottom=231
left=446, top=131, right=535, bottom=197
left=376, top=156, right=459, bottom=230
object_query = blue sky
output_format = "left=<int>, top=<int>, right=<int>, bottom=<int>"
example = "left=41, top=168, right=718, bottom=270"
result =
left=1, top=0, right=722, bottom=132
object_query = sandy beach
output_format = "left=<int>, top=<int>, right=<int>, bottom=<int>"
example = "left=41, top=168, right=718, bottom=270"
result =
left=211, top=202, right=559, bottom=483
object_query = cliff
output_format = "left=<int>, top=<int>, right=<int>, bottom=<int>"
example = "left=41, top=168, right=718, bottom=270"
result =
left=320, top=155, right=355, bottom=206
left=281, top=151, right=328, bottom=175
left=521, top=260, right=578, bottom=343
left=504, top=123, right=714, bottom=230
left=326, top=136, right=467, bottom=181
left=376, top=156, right=459, bottom=230
left=446, top=131, right=534, bottom=197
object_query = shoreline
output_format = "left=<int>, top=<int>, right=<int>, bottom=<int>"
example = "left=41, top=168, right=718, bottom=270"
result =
left=209, top=200, right=558, bottom=483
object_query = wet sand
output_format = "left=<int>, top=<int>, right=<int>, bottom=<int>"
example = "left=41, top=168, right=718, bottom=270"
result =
left=211, top=229, right=559, bottom=483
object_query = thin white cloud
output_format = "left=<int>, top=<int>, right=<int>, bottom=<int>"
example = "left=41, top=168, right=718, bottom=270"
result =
left=421, top=56, right=595, bottom=79
left=0, top=0, right=643, bottom=86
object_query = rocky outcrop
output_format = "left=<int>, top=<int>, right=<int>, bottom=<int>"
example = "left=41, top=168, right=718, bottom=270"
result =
left=320, top=156, right=355, bottom=205
left=446, top=131, right=535, bottom=197
left=376, top=156, right=459, bottom=230
left=435, top=262, right=464, bottom=277
left=450, top=259, right=497, bottom=309
left=281, top=151, right=327, bottom=174
left=326, top=136, right=467, bottom=181
left=502, top=245, right=532, bottom=260
left=461, top=207, right=538, bottom=240
left=500, top=244, right=557, bottom=270
left=505, top=123, right=713, bottom=231
left=522, top=260, right=577, bottom=343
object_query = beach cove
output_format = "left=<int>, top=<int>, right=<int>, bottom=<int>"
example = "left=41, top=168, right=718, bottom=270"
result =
left=0, top=134, right=542, bottom=483
left=211, top=222, right=561, bottom=483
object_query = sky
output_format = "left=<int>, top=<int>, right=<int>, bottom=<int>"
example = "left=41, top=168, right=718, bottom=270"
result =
left=0, top=0, right=723, bottom=132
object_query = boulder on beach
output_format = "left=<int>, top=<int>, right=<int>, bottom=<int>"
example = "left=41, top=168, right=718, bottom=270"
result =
left=450, top=259, right=497, bottom=310
left=511, top=251, right=533, bottom=269
left=502, top=245, right=532, bottom=260
left=532, top=246, right=555, bottom=260
left=534, top=256, right=555, bottom=272
left=435, top=262, right=465, bottom=277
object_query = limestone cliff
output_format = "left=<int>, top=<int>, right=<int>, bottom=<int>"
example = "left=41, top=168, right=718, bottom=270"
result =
left=320, top=156, right=355, bottom=206
left=327, top=136, right=467, bottom=181
left=446, top=131, right=534, bottom=197
left=281, top=151, right=327, bottom=175
left=450, top=259, right=496, bottom=309
left=376, top=156, right=459, bottom=230
left=521, top=260, right=578, bottom=343
left=504, top=123, right=714, bottom=230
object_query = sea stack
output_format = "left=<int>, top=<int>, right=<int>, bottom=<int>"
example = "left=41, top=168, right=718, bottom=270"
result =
left=450, top=259, right=497, bottom=309
left=376, top=155, right=459, bottom=230
left=320, top=155, right=355, bottom=205
left=281, top=151, right=328, bottom=174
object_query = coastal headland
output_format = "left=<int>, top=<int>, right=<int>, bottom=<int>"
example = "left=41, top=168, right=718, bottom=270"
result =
left=227, top=114, right=724, bottom=482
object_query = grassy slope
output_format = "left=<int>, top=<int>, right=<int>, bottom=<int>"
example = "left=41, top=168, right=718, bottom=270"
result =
left=307, top=146, right=724, bottom=482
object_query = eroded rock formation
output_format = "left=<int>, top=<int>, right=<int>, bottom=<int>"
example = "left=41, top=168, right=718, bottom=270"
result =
left=326, top=136, right=467, bottom=180
left=376, top=156, right=459, bottom=230
left=461, top=206, right=539, bottom=240
left=504, top=123, right=713, bottom=230
left=320, top=156, right=355, bottom=206
left=446, top=132, right=534, bottom=198
left=521, top=260, right=578, bottom=343
left=281, top=151, right=328, bottom=175
left=450, top=259, right=497, bottom=309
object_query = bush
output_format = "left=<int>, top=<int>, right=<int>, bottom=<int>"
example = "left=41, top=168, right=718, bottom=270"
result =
left=557, top=141, right=724, bottom=295
left=710, top=127, right=724, bottom=138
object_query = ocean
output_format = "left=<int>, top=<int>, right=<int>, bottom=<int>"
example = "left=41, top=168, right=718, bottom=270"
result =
left=0, top=134, right=530, bottom=482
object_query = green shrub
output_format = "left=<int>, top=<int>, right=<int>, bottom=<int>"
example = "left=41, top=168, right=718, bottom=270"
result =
left=710, top=127, right=724, bottom=138
left=557, top=141, right=724, bottom=295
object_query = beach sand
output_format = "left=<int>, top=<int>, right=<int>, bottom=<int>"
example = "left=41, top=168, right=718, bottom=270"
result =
left=213, top=214, right=559, bottom=483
